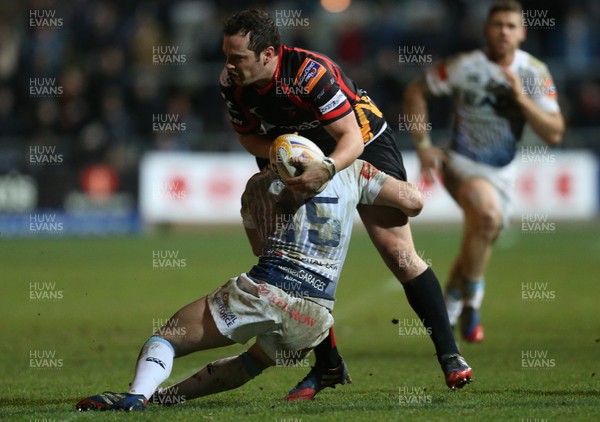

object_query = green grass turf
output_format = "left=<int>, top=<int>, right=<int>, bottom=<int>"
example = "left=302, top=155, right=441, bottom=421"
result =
left=1, top=222, right=599, bottom=421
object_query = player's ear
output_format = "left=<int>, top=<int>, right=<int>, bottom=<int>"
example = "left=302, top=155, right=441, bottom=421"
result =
left=262, top=46, right=276, bottom=65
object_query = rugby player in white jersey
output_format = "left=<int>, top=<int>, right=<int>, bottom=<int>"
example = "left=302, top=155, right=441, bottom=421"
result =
left=75, top=137, right=466, bottom=411
left=403, top=0, right=564, bottom=342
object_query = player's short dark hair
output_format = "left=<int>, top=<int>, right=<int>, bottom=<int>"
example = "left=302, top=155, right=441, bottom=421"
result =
left=223, top=10, right=281, bottom=58
left=487, top=0, right=523, bottom=21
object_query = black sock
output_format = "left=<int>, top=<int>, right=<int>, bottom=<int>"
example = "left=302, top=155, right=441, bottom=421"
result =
left=402, top=267, right=460, bottom=363
left=313, top=328, right=341, bottom=369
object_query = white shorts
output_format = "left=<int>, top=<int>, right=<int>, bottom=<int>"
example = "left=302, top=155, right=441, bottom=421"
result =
left=207, top=274, right=334, bottom=363
left=444, top=151, right=517, bottom=227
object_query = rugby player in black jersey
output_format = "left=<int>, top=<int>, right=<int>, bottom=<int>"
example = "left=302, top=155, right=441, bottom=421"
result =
left=219, top=10, right=472, bottom=399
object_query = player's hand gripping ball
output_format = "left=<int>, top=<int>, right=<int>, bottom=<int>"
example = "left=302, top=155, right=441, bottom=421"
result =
left=269, top=133, right=327, bottom=191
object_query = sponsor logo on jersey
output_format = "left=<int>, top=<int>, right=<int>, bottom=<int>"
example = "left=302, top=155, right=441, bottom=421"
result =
left=275, top=120, right=321, bottom=132
left=277, top=264, right=327, bottom=292
left=318, top=89, right=346, bottom=115
left=296, top=58, right=327, bottom=94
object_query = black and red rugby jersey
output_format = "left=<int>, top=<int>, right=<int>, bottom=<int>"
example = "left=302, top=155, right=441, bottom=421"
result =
left=220, top=45, right=388, bottom=155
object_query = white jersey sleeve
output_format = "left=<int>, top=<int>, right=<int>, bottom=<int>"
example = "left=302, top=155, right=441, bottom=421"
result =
left=425, top=55, right=465, bottom=97
left=353, top=160, right=388, bottom=205
left=520, top=58, right=560, bottom=114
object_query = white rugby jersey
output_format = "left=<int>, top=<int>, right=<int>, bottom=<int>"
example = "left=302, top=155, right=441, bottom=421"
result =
left=241, top=160, right=387, bottom=302
left=425, top=49, right=560, bottom=167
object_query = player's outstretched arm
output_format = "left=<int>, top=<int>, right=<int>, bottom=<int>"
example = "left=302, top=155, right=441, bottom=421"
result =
left=373, top=178, right=424, bottom=217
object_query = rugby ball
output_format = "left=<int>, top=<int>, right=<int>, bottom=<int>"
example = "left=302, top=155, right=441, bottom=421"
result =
left=269, top=133, right=325, bottom=182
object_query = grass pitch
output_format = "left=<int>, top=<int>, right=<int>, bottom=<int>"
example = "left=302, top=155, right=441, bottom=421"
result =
left=1, top=221, right=599, bottom=421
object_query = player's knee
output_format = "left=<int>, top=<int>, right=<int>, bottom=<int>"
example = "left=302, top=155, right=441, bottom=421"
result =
left=240, top=351, right=265, bottom=379
left=474, top=209, right=502, bottom=241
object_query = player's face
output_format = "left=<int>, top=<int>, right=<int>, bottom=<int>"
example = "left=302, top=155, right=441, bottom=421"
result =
left=223, top=33, right=270, bottom=87
left=485, top=11, right=525, bottom=59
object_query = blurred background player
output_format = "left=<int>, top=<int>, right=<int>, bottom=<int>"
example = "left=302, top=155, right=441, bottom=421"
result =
left=75, top=136, right=430, bottom=411
left=403, top=0, right=564, bottom=342
left=220, top=9, right=471, bottom=398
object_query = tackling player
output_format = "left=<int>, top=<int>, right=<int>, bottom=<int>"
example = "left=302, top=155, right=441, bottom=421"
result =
left=75, top=137, right=436, bottom=411
left=403, top=0, right=564, bottom=342
left=220, top=9, right=471, bottom=399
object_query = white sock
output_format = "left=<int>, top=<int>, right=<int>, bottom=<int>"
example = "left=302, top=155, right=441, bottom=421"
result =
left=128, top=336, right=175, bottom=399
left=445, top=288, right=463, bottom=326
left=465, top=280, right=485, bottom=310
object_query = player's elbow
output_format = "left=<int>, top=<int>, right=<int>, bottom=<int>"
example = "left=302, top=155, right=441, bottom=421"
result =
left=250, top=242, right=263, bottom=257
left=404, top=197, right=424, bottom=217
left=402, top=185, right=424, bottom=217
left=252, top=247, right=262, bottom=257
left=353, top=138, right=365, bottom=157
left=544, top=115, right=565, bottom=146
left=546, top=129, right=564, bottom=146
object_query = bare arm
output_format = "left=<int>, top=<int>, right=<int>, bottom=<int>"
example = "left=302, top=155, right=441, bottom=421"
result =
left=403, top=79, right=446, bottom=182
left=403, top=79, right=432, bottom=149
left=323, top=112, right=365, bottom=171
left=237, top=133, right=272, bottom=159
left=502, top=68, right=564, bottom=146
left=373, top=177, right=424, bottom=217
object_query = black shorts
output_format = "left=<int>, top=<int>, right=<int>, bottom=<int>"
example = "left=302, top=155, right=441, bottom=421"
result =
left=255, top=125, right=407, bottom=181
left=360, top=125, right=407, bottom=181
